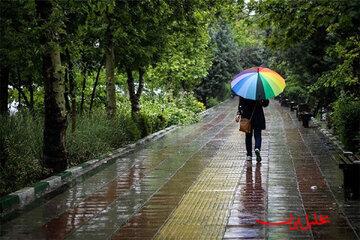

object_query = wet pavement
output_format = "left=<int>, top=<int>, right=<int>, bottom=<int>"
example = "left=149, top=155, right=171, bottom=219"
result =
left=1, top=99, right=359, bottom=239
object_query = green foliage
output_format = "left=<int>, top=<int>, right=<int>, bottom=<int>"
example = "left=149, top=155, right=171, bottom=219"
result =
left=196, top=22, right=242, bottom=106
left=256, top=0, right=360, bottom=132
left=311, top=36, right=360, bottom=94
left=332, top=95, right=360, bottom=152
left=283, top=78, right=309, bottom=103
left=124, top=114, right=142, bottom=141
left=0, top=95, right=202, bottom=196
left=140, top=93, right=203, bottom=127
left=67, top=111, right=120, bottom=166
left=207, top=97, right=220, bottom=108
left=146, top=24, right=213, bottom=94
left=232, top=19, right=263, bottom=47
left=238, top=46, right=269, bottom=69
left=0, top=114, right=47, bottom=196
left=257, top=0, right=360, bottom=98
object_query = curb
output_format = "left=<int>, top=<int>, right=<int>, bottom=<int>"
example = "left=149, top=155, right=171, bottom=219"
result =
left=0, top=98, right=231, bottom=218
left=0, top=125, right=178, bottom=218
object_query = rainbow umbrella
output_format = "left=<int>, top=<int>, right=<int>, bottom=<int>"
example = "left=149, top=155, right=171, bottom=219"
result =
left=231, top=67, right=286, bottom=100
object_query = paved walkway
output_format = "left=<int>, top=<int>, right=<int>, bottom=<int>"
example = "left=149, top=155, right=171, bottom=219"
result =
left=1, top=99, right=359, bottom=239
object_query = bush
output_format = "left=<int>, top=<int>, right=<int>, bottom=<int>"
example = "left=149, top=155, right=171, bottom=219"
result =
left=207, top=97, right=220, bottom=108
left=123, top=113, right=143, bottom=141
left=0, top=114, right=47, bottom=196
left=284, top=84, right=308, bottom=103
left=180, top=94, right=206, bottom=113
left=0, top=94, right=203, bottom=196
left=141, top=93, right=202, bottom=126
left=332, top=95, right=360, bottom=152
left=67, top=111, right=121, bottom=166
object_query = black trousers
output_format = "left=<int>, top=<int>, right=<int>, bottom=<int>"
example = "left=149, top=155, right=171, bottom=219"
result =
left=245, top=128, right=262, bottom=156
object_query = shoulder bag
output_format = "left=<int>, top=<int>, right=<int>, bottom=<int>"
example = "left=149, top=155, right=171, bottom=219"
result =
left=239, top=103, right=256, bottom=133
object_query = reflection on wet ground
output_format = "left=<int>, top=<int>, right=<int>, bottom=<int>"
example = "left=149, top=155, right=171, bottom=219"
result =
left=1, top=99, right=359, bottom=239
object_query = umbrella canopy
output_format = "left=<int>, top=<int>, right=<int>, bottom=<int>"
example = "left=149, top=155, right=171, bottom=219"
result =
left=231, top=67, right=286, bottom=100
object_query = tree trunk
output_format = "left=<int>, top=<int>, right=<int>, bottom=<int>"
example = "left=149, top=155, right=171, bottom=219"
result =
left=28, top=76, right=34, bottom=115
left=126, top=68, right=144, bottom=114
left=0, top=137, right=5, bottom=168
left=66, top=49, right=76, bottom=133
left=126, top=68, right=146, bottom=137
left=13, top=84, right=31, bottom=110
left=64, top=67, right=70, bottom=112
left=17, top=70, right=22, bottom=111
left=37, top=0, right=67, bottom=172
left=0, top=66, right=9, bottom=116
left=80, top=69, right=87, bottom=114
left=89, top=58, right=104, bottom=113
left=14, top=69, right=32, bottom=111
left=105, top=26, right=116, bottom=118
left=0, top=66, right=8, bottom=167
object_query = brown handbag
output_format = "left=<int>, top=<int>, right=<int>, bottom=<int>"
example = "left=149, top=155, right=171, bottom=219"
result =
left=239, top=118, right=252, bottom=133
left=239, top=104, right=256, bottom=133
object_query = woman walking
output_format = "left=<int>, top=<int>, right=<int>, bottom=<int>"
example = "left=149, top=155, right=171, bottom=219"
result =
left=235, top=96, right=269, bottom=162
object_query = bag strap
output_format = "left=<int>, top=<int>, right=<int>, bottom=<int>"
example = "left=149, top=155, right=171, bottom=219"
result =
left=249, top=102, right=257, bottom=120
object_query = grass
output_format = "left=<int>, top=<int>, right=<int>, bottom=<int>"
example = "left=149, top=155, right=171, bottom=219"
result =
left=0, top=94, right=205, bottom=196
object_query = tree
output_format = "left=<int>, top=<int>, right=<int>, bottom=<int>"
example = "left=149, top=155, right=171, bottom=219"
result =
left=36, top=0, right=67, bottom=172
left=98, top=1, right=117, bottom=118
left=146, top=16, right=212, bottom=95
left=256, top=0, right=360, bottom=110
left=114, top=0, right=218, bottom=114
left=0, top=67, right=9, bottom=116
left=105, top=17, right=116, bottom=118
left=110, top=1, right=171, bottom=114
left=196, top=22, right=242, bottom=105
left=69, top=1, right=105, bottom=114
left=0, top=0, right=40, bottom=116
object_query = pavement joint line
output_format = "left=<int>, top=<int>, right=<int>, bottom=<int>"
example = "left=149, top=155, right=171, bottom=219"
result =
left=286, top=103, right=359, bottom=239
left=263, top=108, right=271, bottom=239
left=297, top=120, right=360, bottom=240
left=219, top=145, right=248, bottom=239
left=156, top=132, right=252, bottom=239
left=21, top=100, right=355, bottom=239
left=106, top=107, right=235, bottom=240
left=24, top=105, right=228, bottom=233
left=282, top=106, right=314, bottom=240
left=0, top=124, right=179, bottom=218
left=77, top=112, right=232, bottom=236
left=0, top=101, right=231, bottom=238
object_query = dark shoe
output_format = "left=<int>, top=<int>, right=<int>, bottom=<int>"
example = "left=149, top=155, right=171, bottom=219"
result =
left=255, top=148, right=261, bottom=162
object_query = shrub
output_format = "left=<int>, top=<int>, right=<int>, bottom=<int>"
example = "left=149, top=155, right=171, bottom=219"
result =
left=0, top=114, right=47, bottom=196
left=182, top=94, right=206, bottom=113
left=124, top=113, right=142, bottom=141
left=332, top=95, right=360, bottom=152
left=67, top=111, right=119, bottom=166
left=207, top=97, right=220, bottom=108
left=0, top=95, right=203, bottom=196
left=284, top=84, right=308, bottom=103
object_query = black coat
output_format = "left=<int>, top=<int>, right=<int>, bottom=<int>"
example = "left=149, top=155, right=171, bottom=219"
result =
left=237, top=96, right=269, bottom=130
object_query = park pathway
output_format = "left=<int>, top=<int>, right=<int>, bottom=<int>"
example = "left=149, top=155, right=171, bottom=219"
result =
left=1, top=99, right=359, bottom=239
